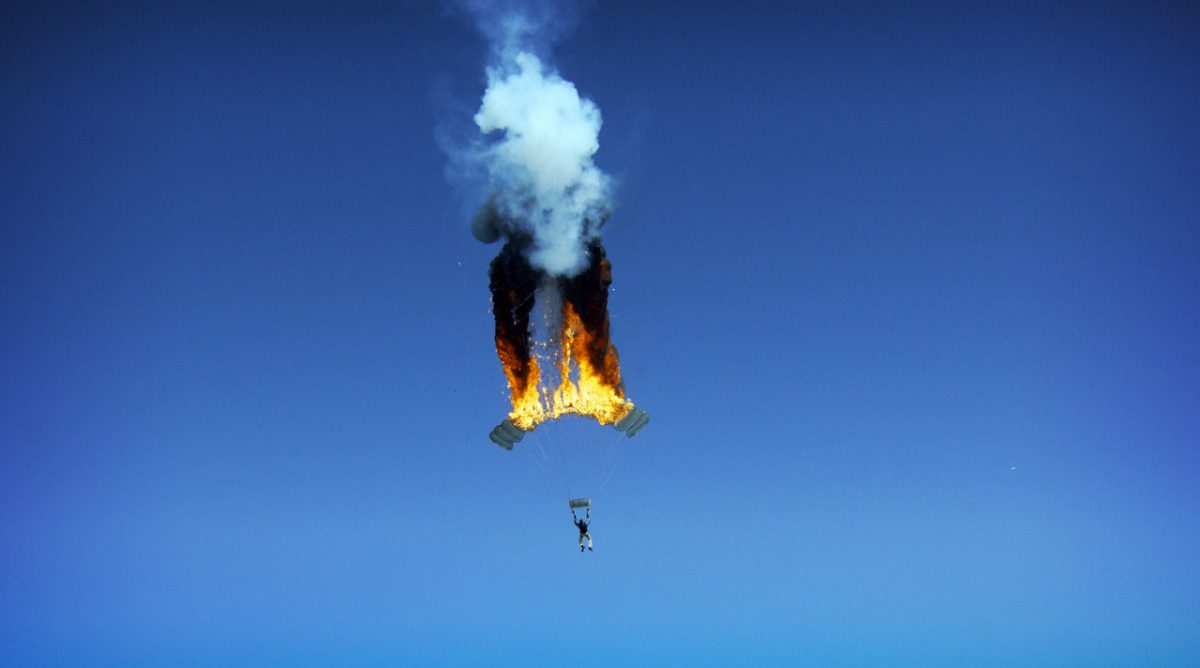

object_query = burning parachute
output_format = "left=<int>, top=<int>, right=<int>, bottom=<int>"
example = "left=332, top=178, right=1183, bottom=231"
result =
left=484, top=236, right=649, bottom=449
left=478, top=218, right=648, bottom=506
left=456, top=38, right=646, bottom=505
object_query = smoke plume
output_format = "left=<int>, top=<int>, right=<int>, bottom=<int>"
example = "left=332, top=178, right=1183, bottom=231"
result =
left=463, top=2, right=610, bottom=277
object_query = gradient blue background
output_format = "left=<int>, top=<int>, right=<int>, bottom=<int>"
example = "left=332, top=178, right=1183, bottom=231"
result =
left=3, top=1, right=1199, bottom=665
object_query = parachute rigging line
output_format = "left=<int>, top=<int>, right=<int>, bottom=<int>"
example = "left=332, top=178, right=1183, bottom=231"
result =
left=524, top=445, right=562, bottom=501
left=594, top=428, right=626, bottom=496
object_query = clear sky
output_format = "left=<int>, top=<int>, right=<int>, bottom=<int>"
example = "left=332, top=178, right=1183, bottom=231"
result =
left=2, top=1, right=1199, bottom=665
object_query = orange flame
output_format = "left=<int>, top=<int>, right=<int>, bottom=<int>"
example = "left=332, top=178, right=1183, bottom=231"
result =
left=504, top=301, right=631, bottom=430
left=549, top=301, right=630, bottom=424
left=496, top=333, right=545, bottom=429
left=492, top=241, right=633, bottom=431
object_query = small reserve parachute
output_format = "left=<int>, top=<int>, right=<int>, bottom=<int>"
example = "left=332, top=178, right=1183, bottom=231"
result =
left=568, top=498, right=591, bottom=511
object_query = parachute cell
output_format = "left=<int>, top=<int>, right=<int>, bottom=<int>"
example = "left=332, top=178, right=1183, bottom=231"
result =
left=489, top=418, right=527, bottom=450
left=612, top=405, right=650, bottom=437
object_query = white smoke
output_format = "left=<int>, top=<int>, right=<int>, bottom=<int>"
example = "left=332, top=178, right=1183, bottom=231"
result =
left=453, top=1, right=611, bottom=277
left=474, top=51, right=609, bottom=276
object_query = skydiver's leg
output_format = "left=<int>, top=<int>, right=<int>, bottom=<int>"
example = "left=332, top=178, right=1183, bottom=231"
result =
left=579, top=535, right=584, bottom=552
left=585, top=533, right=592, bottom=550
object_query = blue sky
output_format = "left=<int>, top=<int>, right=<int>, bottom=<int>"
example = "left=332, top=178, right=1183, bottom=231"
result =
left=2, top=1, right=1198, bottom=665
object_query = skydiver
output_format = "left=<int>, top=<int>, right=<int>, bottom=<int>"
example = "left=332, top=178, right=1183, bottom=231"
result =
left=572, top=508, right=592, bottom=552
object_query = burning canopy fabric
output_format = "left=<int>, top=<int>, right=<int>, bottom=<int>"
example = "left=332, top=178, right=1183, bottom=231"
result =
left=488, top=238, right=635, bottom=431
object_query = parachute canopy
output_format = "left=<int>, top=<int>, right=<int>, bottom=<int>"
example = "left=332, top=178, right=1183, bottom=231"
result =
left=568, top=498, right=591, bottom=510
left=488, top=419, right=526, bottom=451
left=488, top=403, right=649, bottom=450
left=612, top=405, right=650, bottom=437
